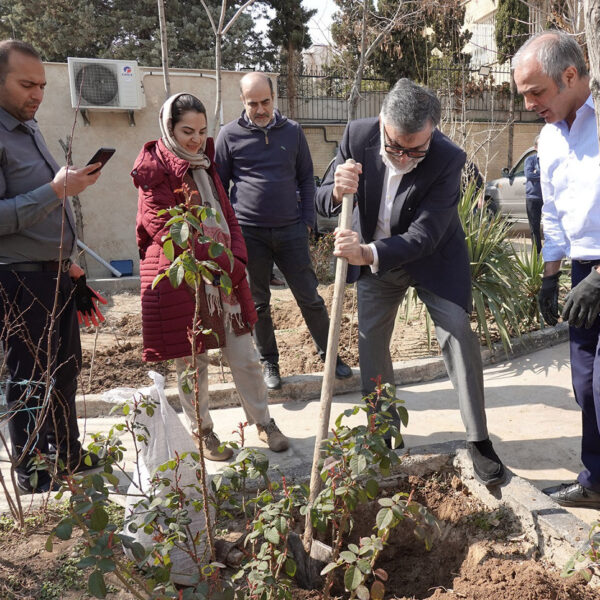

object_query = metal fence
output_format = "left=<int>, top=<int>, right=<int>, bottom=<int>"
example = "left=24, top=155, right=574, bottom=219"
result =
left=278, top=64, right=528, bottom=123
left=278, top=69, right=389, bottom=123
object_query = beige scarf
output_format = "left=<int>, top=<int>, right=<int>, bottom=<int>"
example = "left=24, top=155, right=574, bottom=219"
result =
left=160, top=93, right=244, bottom=331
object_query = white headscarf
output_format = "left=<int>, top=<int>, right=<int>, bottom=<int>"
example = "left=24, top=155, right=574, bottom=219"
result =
left=159, top=93, right=243, bottom=331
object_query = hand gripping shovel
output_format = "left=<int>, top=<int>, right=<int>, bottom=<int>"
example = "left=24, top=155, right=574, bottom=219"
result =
left=287, top=159, right=355, bottom=589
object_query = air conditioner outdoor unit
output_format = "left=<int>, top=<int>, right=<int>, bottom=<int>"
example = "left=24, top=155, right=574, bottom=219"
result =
left=67, top=57, right=144, bottom=110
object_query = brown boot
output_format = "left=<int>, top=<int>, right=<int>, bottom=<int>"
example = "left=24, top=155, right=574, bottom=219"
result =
left=256, top=419, right=289, bottom=452
left=200, top=431, right=233, bottom=462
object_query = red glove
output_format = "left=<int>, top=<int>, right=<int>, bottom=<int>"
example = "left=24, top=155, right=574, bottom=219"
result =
left=73, top=275, right=108, bottom=327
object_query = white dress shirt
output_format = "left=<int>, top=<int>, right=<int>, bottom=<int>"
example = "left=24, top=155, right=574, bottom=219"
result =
left=539, top=94, right=600, bottom=262
left=367, top=131, right=405, bottom=272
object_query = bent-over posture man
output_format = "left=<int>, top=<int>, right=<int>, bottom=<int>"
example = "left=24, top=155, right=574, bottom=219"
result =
left=316, top=78, right=505, bottom=486
left=514, top=31, right=600, bottom=508
left=0, top=40, right=103, bottom=493
left=215, top=72, right=351, bottom=390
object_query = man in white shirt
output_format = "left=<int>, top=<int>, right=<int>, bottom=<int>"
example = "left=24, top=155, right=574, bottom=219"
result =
left=315, top=79, right=506, bottom=487
left=514, top=30, right=600, bottom=508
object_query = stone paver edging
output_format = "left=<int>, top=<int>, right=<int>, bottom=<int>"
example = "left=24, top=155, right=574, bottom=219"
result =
left=76, top=323, right=569, bottom=418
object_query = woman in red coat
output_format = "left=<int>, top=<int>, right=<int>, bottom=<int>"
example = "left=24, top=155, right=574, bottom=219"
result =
left=132, top=93, right=288, bottom=460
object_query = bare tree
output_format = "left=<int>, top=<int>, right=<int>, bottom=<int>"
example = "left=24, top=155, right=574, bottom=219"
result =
left=347, top=1, right=409, bottom=121
left=199, top=0, right=256, bottom=137
left=157, top=0, right=172, bottom=99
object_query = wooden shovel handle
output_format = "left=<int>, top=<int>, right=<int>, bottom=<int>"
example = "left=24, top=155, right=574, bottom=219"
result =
left=303, top=158, right=356, bottom=551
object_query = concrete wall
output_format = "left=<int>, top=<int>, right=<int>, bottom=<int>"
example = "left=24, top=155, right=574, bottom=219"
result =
left=304, top=121, right=544, bottom=182
left=36, top=63, right=273, bottom=278
left=34, top=60, right=541, bottom=278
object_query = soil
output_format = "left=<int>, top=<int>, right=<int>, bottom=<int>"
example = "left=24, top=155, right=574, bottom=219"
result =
left=1, top=470, right=596, bottom=599
left=79, top=285, right=454, bottom=395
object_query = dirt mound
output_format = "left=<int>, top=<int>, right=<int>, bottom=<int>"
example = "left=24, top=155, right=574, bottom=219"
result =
left=80, top=342, right=171, bottom=394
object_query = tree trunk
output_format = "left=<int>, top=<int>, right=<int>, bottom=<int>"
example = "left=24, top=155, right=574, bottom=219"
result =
left=212, top=32, right=222, bottom=138
left=584, top=0, right=600, bottom=143
left=157, top=0, right=171, bottom=99
left=348, top=0, right=368, bottom=122
left=507, top=70, right=516, bottom=168
left=287, top=40, right=297, bottom=120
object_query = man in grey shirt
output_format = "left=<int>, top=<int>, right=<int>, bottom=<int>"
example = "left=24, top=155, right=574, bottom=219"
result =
left=0, top=40, right=102, bottom=493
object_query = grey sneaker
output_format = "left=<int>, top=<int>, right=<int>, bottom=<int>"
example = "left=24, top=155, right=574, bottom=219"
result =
left=256, top=419, right=289, bottom=452
left=201, top=431, right=233, bottom=462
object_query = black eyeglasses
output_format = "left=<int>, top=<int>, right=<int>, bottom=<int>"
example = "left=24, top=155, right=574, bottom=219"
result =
left=383, top=126, right=433, bottom=159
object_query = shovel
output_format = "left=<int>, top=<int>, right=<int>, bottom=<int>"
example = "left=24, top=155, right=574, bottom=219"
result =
left=287, top=159, right=355, bottom=588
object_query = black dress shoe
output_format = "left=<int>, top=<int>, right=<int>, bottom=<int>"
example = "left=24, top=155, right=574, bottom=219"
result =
left=263, top=362, right=282, bottom=390
left=334, top=357, right=352, bottom=379
left=542, top=482, right=600, bottom=508
left=467, top=439, right=506, bottom=486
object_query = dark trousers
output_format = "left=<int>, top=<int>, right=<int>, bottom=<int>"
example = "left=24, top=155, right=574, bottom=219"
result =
left=241, top=222, right=330, bottom=365
left=569, top=260, right=600, bottom=491
left=0, top=270, right=81, bottom=484
left=526, top=197, right=543, bottom=254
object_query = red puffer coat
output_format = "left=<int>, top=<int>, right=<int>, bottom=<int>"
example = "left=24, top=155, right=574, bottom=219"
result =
left=132, top=137, right=257, bottom=362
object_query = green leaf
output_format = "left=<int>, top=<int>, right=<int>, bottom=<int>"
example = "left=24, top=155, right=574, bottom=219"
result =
left=375, top=508, right=394, bottom=531
left=55, top=519, right=73, bottom=540
left=163, top=239, right=175, bottom=262
left=264, top=527, right=280, bottom=545
left=344, top=565, right=363, bottom=591
left=97, top=558, right=116, bottom=573
left=365, top=479, right=379, bottom=499
left=340, top=550, right=356, bottom=563
left=90, top=507, right=109, bottom=531
left=171, top=221, right=184, bottom=247
left=356, top=559, right=371, bottom=575
left=102, top=472, right=120, bottom=487
left=88, top=569, right=107, bottom=599
left=284, top=557, right=296, bottom=577
left=350, top=454, right=367, bottom=477
left=77, top=556, right=97, bottom=569
left=184, top=270, right=196, bottom=288
left=320, top=562, right=339, bottom=576
left=45, top=533, right=54, bottom=552
left=180, top=220, right=190, bottom=243
left=208, top=241, right=224, bottom=258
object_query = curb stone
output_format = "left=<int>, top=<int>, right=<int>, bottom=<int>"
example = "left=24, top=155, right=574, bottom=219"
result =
left=75, top=323, right=570, bottom=418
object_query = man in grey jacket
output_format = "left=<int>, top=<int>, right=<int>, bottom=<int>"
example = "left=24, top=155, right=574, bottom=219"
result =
left=215, top=72, right=351, bottom=389
left=0, top=40, right=102, bottom=493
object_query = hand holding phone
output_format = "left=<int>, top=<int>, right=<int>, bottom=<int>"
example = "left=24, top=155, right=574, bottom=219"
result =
left=87, top=147, right=116, bottom=175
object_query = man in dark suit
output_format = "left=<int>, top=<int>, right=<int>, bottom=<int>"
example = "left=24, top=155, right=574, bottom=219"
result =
left=316, top=78, right=505, bottom=486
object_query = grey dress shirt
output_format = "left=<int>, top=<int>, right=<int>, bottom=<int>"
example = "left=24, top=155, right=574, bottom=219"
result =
left=0, top=107, right=76, bottom=263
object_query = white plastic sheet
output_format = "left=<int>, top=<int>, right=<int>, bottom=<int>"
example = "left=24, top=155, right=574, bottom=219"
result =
left=123, top=371, right=214, bottom=585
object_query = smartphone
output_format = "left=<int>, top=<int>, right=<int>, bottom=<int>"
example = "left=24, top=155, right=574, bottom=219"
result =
left=86, top=147, right=116, bottom=175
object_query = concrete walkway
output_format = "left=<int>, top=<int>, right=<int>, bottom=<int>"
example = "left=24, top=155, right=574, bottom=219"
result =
left=2, top=340, right=593, bottom=528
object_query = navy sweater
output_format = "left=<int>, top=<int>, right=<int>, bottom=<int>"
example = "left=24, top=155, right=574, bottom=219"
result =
left=214, top=110, right=315, bottom=228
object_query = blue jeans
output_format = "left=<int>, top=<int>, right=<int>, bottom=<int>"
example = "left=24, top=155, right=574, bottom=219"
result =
left=570, top=260, right=600, bottom=491
left=241, top=222, right=330, bottom=365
